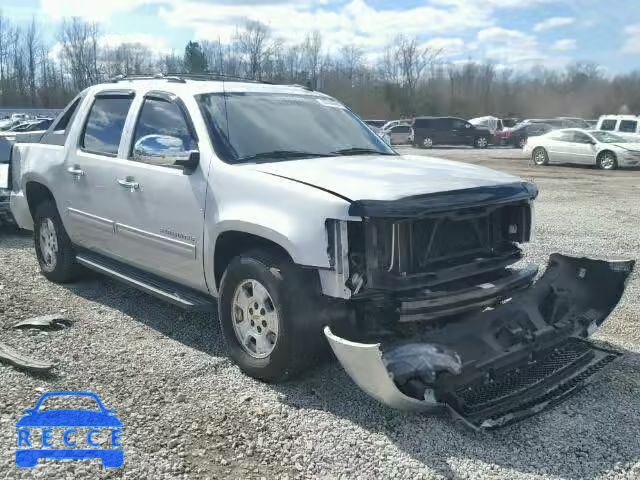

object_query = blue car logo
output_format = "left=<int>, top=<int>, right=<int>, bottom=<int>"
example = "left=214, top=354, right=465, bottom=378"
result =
left=15, top=391, right=123, bottom=468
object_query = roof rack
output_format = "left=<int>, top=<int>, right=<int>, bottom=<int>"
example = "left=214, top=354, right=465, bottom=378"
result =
left=109, top=72, right=273, bottom=85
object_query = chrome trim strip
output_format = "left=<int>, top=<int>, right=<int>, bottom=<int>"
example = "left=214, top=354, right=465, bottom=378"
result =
left=115, top=223, right=197, bottom=259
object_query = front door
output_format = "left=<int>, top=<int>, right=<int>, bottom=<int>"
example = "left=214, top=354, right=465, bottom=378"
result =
left=61, top=91, right=135, bottom=256
left=566, top=131, right=597, bottom=165
left=107, top=92, right=209, bottom=291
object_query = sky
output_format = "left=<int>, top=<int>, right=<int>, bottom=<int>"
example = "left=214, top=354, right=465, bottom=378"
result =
left=3, top=0, right=640, bottom=74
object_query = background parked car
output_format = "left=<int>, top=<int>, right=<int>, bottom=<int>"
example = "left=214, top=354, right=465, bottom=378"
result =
left=557, top=117, right=591, bottom=128
left=596, top=115, right=640, bottom=140
left=412, top=116, right=491, bottom=148
left=524, top=129, right=640, bottom=170
left=383, top=124, right=413, bottom=144
left=522, top=118, right=582, bottom=129
left=502, top=122, right=553, bottom=148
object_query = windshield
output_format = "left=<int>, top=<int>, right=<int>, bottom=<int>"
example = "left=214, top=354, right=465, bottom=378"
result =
left=590, top=131, right=628, bottom=143
left=197, top=92, right=395, bottom=164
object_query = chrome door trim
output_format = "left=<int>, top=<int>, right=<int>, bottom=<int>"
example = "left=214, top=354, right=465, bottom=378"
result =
left=115, top=222, right=197, bottom=259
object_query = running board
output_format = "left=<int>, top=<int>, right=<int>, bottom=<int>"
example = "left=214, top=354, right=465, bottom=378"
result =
left=76, top=253, right=216, bottom=311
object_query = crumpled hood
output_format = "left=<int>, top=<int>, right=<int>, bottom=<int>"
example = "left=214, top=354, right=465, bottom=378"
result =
left=250, top=154, right=522, bottom=201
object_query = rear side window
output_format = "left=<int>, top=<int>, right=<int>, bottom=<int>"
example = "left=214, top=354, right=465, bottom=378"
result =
left=53, top=97, right=82, bottom=132
left=618, top=120, right=637, bottom=133
left=600, top=119, right=617, bottom=131
left=81, top=97, right=133, bottom=156
left=392, top=126, right=410, bottom=133
left=131, top=98, right=197, bottom=159
left=414, top=119, right=432, bottom=128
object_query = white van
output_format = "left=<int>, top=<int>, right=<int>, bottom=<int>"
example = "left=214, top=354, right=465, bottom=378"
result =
left=596, top=115, right=640, bottom=139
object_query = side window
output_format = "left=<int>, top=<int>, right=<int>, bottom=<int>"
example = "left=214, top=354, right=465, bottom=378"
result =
left=438, top=119, right=453, bottom=130
left=393, top=126, right=410, bottom=133
left=573, top=132, right=592, bottom=144
left=452, top=119, right=467, bottom=129
left=618, top=120, right=637, bottom=133
left=600, top=119, right=617, bottom=131
left=551, top=131, right=574, bottom=142
left=81, top=96, right=133, bottom=156
left=53, top=97, right=82, bottom=132
left=131, top=97, right=197, bottom=166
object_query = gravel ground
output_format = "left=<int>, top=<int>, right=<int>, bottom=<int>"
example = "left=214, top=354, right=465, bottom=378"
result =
left=1, top=147, right=640, bottom=479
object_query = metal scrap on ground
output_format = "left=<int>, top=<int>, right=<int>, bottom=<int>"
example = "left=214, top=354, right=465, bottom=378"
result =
left=0, top=342, right=55, bottom=372
left=12, top=314, right=72, bottom=330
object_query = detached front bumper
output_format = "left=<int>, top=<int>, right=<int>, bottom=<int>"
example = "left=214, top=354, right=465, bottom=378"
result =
left=325, top=254, right=634, bottom=429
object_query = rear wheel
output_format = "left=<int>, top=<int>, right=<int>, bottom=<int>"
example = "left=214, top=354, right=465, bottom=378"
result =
left=33, top=201, right=80, bottom=283
left=532, top=147, right=549, bottom=166
left=474, top=136, right=489, bottom=148
left=419, top=137, right=433, bottom=149
left=218, top=248, right=326, bottom=382
left=597, top=151, right=618, bottom=170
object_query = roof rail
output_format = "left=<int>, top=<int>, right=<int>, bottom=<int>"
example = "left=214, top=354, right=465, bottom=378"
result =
left=165, top=72, right=273, bottom=84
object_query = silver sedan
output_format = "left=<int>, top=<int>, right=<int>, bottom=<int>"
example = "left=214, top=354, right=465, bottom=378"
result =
left=523, top=129, right=640, bottom=170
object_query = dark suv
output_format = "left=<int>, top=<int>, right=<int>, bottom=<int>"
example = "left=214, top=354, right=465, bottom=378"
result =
left=412, top=116, right=491, bottom=149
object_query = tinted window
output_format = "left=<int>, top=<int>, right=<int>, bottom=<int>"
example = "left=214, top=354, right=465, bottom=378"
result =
left=452, top=119, right=467, bottom=129
left=573, top=132, right=592, bottom=143
left=82, top=97, right=133, bottom=156
left=197, top=92, right=393, bottom=164
left=392, top=126, right=410, bottom=133
left=131, top=98, right=197, bottom=162
left=53, top=97, right=82, bottom=132
left=436, top=118, right=453, bottom=130
left=600, top=119, right=617, bottom=131
left=618, top=120, right=637, bottom=133
left=551, top=131, right=575, bottom=142
left=413, top=118, right=432, bottom=128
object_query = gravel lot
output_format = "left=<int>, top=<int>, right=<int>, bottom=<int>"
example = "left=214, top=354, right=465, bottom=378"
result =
left=1, top=147, right=640, bottom=479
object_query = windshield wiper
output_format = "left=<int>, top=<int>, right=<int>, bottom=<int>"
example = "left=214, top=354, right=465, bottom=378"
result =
left=235, top=150, right=330, bottom=163
left=330, top=147, right=394, bottom=156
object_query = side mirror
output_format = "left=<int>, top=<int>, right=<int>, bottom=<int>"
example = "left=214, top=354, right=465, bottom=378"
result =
left=133, top=134, right=199, bottom=174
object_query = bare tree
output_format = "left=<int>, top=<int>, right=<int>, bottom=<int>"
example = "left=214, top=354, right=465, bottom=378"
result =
left=235, top=21, right=272, bottom=80
left=303, top=31, right=322, bottom=89
left=58, top=17, right=100, bottom=90
left=339, top=44, right=363, bottom=83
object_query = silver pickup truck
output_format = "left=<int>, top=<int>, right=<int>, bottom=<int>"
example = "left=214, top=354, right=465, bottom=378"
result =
left=10, top=74, right=633, bottom=429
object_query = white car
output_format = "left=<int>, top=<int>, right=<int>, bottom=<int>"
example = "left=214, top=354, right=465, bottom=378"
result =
left=596, top=115, right=640, bottom=140
left=524, top=129, right=640, bottom=170
left=382, top=124, right=413, bottom=144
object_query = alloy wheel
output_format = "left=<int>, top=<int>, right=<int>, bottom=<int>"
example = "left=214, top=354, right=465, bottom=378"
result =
left=232, top=279, right=280, bottom=358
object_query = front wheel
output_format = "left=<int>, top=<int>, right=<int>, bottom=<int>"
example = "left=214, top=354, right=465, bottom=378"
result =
left=418, top=137, right=433, bottom=149
left=218, top=248, right=325, bottom=382
left=474, top=136, right=489, bottom=148
left=532, top=147, right=549, bottom=166
left=597, top=151, right=618, bottom=170
left=33, top=201, right=80, bottom=283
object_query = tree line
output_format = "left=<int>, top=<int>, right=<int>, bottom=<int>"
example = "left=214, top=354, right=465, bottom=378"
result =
left=1, top=14, right=639, bottom=120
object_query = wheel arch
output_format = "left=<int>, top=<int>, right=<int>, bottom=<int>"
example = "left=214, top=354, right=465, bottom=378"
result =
left=212, top=229, right=295, bottom=292
left=25, top=181, right=57, bottom=220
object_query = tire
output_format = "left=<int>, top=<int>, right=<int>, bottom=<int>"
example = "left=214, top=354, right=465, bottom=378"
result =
left=33, top=201, right=80, bottom=283
left=474, top=136, right=489, bottom=149
left=532, top=147, right=549, bottom=166
left=218, top=248, right=326, bottom=382
left=597, top=150, right=618, bottom=170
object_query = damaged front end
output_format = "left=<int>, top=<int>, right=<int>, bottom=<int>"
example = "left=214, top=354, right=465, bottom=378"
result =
left=326, top=254, right=634, bottom=429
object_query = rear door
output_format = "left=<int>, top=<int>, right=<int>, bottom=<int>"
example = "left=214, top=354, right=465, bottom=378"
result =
left=433, top=118, right=455, bottom=145
left=106, top=91, right=210, bottom=291
left=389, top=125, right=411, bottom=144
left=61, top=90, right=134, bottom=255
left=450, top=119, right=471, bottom=145
left=545, top=130, right=574, bottom=163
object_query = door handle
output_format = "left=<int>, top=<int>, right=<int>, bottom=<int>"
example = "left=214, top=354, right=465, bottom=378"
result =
left=117, top=177, right=140, bottom=191
left=67, top=166, right=85, bottom=176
